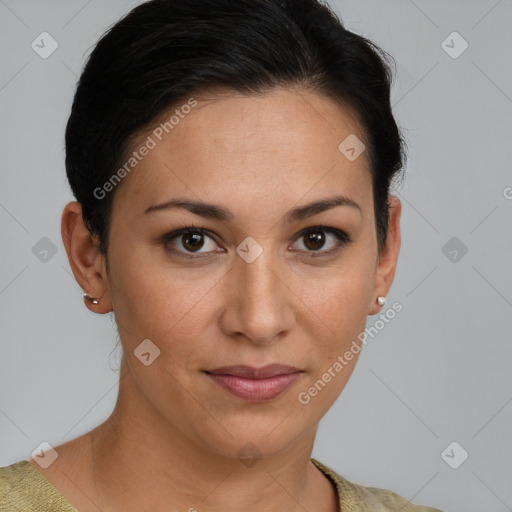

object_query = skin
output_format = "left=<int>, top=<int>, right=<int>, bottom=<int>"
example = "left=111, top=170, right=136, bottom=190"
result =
left=29, top=87, right=401, bottom=512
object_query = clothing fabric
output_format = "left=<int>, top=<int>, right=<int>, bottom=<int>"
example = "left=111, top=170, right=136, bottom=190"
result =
left=0, top=458, right=444, bottom=511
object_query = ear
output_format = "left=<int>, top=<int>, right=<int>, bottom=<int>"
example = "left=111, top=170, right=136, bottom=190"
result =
left=61, top=201, right=113, bottom=314
left=368, top=195, right=401, bottom=315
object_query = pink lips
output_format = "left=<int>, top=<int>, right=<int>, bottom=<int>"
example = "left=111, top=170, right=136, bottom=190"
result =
left=204, top=364, right=303, bottom=402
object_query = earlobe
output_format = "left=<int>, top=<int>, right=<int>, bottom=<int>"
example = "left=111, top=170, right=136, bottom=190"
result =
left=369, top=195, right=402, bottom=315
left=61, top=201, right=113, bottom=314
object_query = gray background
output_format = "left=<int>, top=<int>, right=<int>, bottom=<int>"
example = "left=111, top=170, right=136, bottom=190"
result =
left=1, top=1, right=511, bottom=511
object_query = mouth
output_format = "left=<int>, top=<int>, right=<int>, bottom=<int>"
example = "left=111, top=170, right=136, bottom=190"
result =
left=204, top=364, right=304, bottom=402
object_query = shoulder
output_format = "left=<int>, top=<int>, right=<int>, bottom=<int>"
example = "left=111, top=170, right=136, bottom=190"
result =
left=0, top=459, right=78, bottom=512
left=348, top=481, right=445, bottom=512
left=311, top=458, right=445, bottom=512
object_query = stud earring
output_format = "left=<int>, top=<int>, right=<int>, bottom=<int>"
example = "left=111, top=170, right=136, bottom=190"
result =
left=83, top=292, right=99, bottom=305
left=377, top=296, right=386, bottom=306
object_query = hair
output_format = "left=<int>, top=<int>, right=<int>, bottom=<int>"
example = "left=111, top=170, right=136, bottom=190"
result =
left=65, top=0, right=407, bottom=261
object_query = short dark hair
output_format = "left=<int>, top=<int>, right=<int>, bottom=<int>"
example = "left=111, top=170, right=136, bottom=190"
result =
left=65, top=0, right=406, bottom=258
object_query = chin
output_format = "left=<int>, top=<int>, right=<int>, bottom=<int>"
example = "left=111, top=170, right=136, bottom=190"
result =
left=182, top=407, right=317, bottom=462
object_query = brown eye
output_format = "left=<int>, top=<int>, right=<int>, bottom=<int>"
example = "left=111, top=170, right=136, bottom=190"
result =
left=292, top=226, right=352, bottom=258
left=163, top=227, right=222, bottom=258
left=181, top=232, right=205, bottom=252
left=302, top=231, right=326, bottom=251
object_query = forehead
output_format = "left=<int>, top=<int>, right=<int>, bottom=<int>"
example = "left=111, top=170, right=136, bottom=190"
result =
left=113, top=88, right=372, bottom=218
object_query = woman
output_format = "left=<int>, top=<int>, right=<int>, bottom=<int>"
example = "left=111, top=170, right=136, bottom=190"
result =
left=0, top=0, right=444, bottom=510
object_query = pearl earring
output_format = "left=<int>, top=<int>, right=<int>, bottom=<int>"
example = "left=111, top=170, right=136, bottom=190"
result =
left=83, top=292, right=99, bottom=305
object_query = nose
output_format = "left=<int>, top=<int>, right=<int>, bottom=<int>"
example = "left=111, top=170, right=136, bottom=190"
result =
left=219, top=248, right=296, bottom=346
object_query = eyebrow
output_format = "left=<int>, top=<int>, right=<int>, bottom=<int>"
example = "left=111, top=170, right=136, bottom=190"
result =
left=143, top=194, right=362, bottom=223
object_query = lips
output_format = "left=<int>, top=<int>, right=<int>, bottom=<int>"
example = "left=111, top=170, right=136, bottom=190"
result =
left=206, top=364, right=301, bottom=379
left=204, top=364, right=303, bottom=402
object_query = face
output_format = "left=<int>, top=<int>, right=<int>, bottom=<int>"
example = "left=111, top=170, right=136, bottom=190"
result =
left=68, top=88, right=400, bottom=459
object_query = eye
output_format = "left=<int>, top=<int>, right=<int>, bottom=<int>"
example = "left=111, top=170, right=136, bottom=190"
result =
left=162, top=224, right=223, bottom=259
left=291, top=225, right=352, bottom=258
left=162, top=224, right=352, bottom=260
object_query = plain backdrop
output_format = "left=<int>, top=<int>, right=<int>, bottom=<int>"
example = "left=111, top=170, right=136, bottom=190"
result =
left=1, top=1, right=511, bottom=511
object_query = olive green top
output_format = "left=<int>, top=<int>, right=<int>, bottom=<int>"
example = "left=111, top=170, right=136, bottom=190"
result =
left=0, top=458, right=444, bottom=511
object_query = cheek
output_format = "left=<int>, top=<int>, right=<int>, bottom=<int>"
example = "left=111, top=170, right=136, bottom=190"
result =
left=301, top=257, right=374, bottom=333
left=107, top=244, right=221, bottom=363
left=107, top=252, right=211, bottom=419
left=297, top=255, right=375, bottom=397
left=295, top=266, right=371, bottom=413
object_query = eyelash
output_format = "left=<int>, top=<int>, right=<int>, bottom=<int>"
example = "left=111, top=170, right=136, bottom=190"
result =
left=162, top=223, right=352, bottom=260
